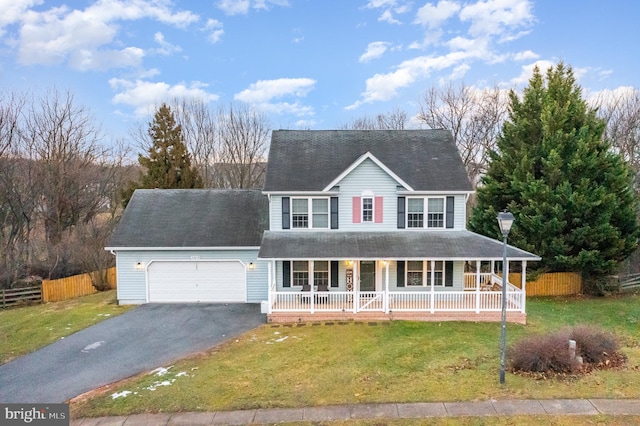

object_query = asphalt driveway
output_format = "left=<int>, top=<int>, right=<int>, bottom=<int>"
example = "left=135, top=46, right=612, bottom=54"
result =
left=0, top=303, right=265, bottom=403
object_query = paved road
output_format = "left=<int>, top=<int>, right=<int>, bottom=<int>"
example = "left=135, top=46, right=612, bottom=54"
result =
left=0, top=303, right=265, bottom=403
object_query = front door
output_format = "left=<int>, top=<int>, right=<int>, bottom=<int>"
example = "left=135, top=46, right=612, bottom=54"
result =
left=359, top=261, right=376, bottom=291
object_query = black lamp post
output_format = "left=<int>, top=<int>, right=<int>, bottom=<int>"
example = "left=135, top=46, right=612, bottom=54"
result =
left=497, top=210, right=514, bottom=384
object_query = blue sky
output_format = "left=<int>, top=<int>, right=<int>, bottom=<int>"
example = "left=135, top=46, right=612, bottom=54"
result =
left=1, top=0, right=638, bottom=141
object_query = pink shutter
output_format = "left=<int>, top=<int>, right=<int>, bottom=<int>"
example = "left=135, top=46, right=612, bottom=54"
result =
left=352, top=197, right=361, bottom=223
left=374, top=196, right=383, bottom=223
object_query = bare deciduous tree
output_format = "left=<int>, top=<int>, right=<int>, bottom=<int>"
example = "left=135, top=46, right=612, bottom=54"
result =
left=417, top=83, right=509, bottom=186
left=341, top=107, right=409, bottom=130
left=171, top=97, right=218, bottom=187
left=214, top=102, right=270, bottom=189
left=593, top=88, right=640, bottom=187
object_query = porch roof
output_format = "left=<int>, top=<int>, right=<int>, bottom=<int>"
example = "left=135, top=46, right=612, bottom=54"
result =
left=258, top=230, right=541, bottom=261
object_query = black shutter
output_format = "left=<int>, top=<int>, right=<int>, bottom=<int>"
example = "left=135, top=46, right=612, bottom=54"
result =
left=282, top=197, right=290, bottom=229
left=397, top=261, right=405, bottom=287
left=446, top=196, right=455, bottom=229
left=445, top=261, right=453, bottom=287
left=331, top=260, right=339, bottom=287
left=397, top=197, right=405, bottom=229
left=331, top=197, right=339, bottom=229
left=283, top=261, right=291, bottom=287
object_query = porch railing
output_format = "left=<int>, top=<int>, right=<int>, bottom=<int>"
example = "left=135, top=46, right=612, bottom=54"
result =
left=270, top=285, right=524, bottom=314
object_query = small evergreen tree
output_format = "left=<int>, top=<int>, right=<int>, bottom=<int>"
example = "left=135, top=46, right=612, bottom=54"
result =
left=469, top=63, right=639, bottom=277
left=122, top=103, right=203, bottom=206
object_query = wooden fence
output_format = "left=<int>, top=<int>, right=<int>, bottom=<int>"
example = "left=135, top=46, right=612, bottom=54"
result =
left=1, top=286, right=42, bottom=309
left=42, top=267, right=117, bottom=302
left=508, top=272, right=583, bottom=296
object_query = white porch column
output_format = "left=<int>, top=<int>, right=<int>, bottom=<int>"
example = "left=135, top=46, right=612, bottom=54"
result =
left=267, top=260, right=273, bottom=314
left=309, top=260, right=315, bottom=314
left=384, top=260, right=390, bottom=313
left=475, top=260, right=480, bottom=314
left=429, top=260, right=435, bottom=313
left=353, top=260, right=359, bottom=314
left=521, top=260, right=527, bottom=313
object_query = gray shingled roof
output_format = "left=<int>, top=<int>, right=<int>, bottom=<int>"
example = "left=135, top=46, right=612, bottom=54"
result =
left=258, top=230, right=541, bottom=260
left=263, top=130, right=473, bottom=192
left=107, top=189, right=268, bottom=248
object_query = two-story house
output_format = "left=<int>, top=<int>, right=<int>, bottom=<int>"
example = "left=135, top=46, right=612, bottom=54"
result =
left=106, top=130, right=539, bottom=324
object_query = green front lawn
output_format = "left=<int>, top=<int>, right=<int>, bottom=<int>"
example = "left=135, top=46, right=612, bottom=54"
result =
left=71, top=294, right=640, bottom=418
left=0, top=290, right=133, bottom=364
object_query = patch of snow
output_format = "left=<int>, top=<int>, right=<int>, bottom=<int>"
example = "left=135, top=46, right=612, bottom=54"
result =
left=81, top=341, right=105, bottom=353
left=274, top=336, right=289, bottom=343
left=111, top=390, right=132, bottom=399
left=175, top=372, right=189, bottom=377
left=149, top=366, right=173, bottom=376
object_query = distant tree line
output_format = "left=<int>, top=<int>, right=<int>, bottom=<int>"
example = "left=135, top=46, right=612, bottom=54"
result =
left=2, top=65, right=639, bottom=288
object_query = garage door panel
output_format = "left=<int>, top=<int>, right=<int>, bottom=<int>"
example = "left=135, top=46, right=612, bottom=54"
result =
left=148, top=261, right=246, bottom=303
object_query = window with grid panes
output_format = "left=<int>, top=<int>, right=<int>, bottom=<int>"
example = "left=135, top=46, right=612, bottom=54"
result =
left=292, top=261, right=309, bottom=286
left=427, top=198, right=444, bottom=228
left=407, top=261, right=423, bottom=286
left=313, top=261, right=329, bottom=287
left=407, top=198, right=424, bottom=228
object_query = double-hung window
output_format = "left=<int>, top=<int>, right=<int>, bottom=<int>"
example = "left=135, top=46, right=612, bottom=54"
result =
left=362, top=197, right=373, bottom=222
left=291, top=199, right=309, bottom=228
left=407, top=261, right=423, bottom=286
left=427, top=198, right=445, bottom=228
left=313, top=261, right=329, bottom=287
left=407, top=198, right=424, bottom=228
left=292, top=261, right=309, bottom=286
left=291, top=198, right=329, bottom=229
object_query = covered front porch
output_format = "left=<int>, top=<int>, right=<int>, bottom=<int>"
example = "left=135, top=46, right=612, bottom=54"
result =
left=258, top=230, right=540, bottom=324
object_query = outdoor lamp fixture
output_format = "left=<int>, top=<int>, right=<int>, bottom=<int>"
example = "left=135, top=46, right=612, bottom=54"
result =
left=134, top=262, right=145, bottom=271
left=248, top=262, right=255, bottom=270
left=497, top=210, right=514, bottom=384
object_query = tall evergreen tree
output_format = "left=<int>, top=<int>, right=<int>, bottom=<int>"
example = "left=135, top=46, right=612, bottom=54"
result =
left=469, top=63, right=639, bottom=277
left=122, top=103, right=203, bottom=206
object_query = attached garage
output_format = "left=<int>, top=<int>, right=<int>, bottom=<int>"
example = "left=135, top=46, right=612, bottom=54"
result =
left=106, top=190, right=269, bottom=305
left=147, top=260, right=246, bottom=303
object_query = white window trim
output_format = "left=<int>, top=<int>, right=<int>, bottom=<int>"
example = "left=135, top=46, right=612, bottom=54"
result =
left=290, top=261, right=332, bottom=287
left=362, top=197, right=374, bottom=222
left=406, top=196, right=446, bottom=229
left=290, top=197, right=330, bottom=229
left=405, top=260, right=445, bottom=287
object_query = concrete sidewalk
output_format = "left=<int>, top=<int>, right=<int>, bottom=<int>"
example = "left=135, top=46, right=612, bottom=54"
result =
left=71, top=399, right=640, bottom=425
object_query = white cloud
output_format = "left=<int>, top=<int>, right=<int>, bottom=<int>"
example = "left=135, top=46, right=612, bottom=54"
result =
left=69, top=46, right=145, bottom=71
left=234, top=78, right=316, bottom=103
left=508, top=60, right=556, bottom=86
left=217, top=0, right=289, bottom=15
left=359, top=41, right=391, bottom=63
left=13, top=1, right=199, bottom=70
left=0, top=0, right=41, bottom=37
left=348, top=51, right=474, bottom=109
left=414, top=1, right=461, bottom=29
left=459, top=0, right=534, bottom=38
left=366, top=0, right=411, bottom=24
left=234, top=78, right=316, bottom=116
left=379, top=9, right=402, bottom=24
left=204, top=19, right=224, bottom=44
left=110, top=79, right=219, bottom=116
left=587, top=86, right=637, bottom=108
left=153, top=32, right=181, bottom=56
left=513, top=49, right=538, bottom=61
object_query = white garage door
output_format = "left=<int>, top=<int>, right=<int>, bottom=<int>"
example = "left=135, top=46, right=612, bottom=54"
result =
left=147, top=261, right=246, bottom=303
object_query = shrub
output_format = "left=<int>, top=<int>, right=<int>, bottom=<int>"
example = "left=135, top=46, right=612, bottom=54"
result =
left=568, top=325, right=619, bottom=364
left=509, top=325, right=623, bottom=375
left=508, top=332, right=579, bottom=374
